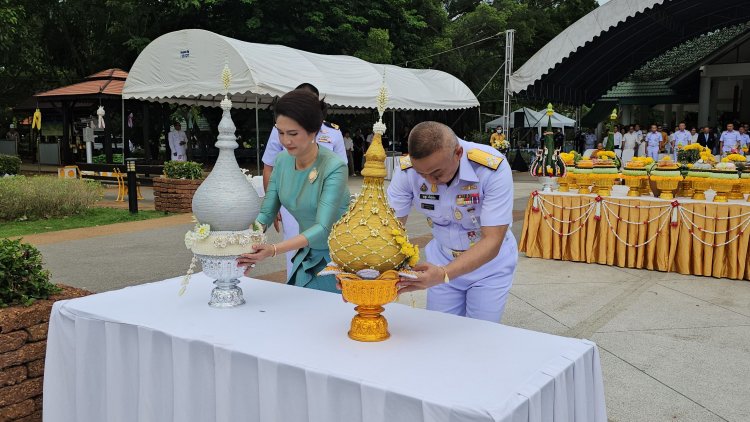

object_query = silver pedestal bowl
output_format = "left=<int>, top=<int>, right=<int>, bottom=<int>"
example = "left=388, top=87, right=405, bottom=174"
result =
left=195, top=254, right=247, bottom=308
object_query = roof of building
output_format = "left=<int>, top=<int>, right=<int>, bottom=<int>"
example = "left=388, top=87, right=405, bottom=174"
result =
left=509, top=0, right=750, bottom=105
left=34, top=68, right=127, bottom=99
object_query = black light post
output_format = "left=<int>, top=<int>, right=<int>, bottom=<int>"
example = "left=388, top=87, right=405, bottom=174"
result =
left=126, top=158, right=138, bottom=214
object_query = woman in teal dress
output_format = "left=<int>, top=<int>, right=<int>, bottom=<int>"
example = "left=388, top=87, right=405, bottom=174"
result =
left=237, top=89, right=350, bottom=293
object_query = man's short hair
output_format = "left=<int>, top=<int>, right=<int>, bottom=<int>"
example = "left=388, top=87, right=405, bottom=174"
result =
left=408, top=122, right=458, bottom=159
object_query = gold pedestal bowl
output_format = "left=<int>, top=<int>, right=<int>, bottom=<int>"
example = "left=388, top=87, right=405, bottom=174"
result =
left=591, top=175, right=616, bottom=197
left=557, top=175, right=572, bottom=192
left=623, top=176, right=644, bottom=197
left=338, top=271, right=399, bottom=342
left=574, top=173, right=592, bottom=194
left=653, top=178, right=680, bottom=200
left=688, top=178, right=711, bottom=201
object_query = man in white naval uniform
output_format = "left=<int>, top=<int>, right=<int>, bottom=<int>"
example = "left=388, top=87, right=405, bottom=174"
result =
left=262, top=83, right=348, bottom=277
left=168, top=122, right=188, bottom=161
left=387, top=121, right=517, bottom=322
left=672, top=122, right=691, bottom=160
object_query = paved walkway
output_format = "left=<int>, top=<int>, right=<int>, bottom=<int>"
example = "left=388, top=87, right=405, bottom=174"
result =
left=20, top=173, right=750, bottom=421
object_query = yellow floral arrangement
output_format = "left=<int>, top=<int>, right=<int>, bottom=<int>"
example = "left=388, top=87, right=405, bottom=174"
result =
left=660, top=156, right=673, bottom=162
left=490, top=136, right=510, bottom=151
left=722, top=154, right=746, bottom=163
left=700, top=149, right=716, bottom=164
left=595, top=150, right=616, bottom=159
left=559, top=152, right=575, bottom=165
left=681, top=143, right=703, bottom=151
left=392, top=229, right=419, bottom=267
left=632, top=156, right=654, bottom=165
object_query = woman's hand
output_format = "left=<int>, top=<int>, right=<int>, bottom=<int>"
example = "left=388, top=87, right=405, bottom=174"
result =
left=237, top=244, right=277, bottom=275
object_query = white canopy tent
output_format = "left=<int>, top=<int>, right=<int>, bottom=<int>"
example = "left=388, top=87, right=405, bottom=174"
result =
left=509, top=0, right=665, bottom=95
left=484, top=107, right=564, bottom=130
left=122, top=29, right=478, bottom=110
left=122, top=29, right=479, bottom=173
left=537, top=110, right=576, bottom=128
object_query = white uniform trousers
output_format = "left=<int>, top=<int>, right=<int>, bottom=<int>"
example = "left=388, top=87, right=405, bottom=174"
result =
left=647, top=146, right=660, bottom=161
left=424, top=232, right=517, bottom=323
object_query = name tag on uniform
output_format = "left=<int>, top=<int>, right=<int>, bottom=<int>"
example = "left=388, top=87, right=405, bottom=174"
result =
left=421, top=203, right=435, bottom=210
left=318, top=135, right=331, bottom=143
left=419, top=194, right=439, bottom=200
left=461, top=184, right=477, bottom=191
left=456, top=193, right=480, bottom=206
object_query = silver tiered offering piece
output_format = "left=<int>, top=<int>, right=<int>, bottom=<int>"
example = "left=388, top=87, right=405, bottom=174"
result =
left=190, top=64, right=263, bottom=308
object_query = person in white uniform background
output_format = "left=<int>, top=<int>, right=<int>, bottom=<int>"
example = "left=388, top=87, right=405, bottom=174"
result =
left=621, top=125, right=638, bottom=168
left=387, top=121, right=517, bottom=322
left=720, top=123, right=742, bottom=155
left=168, top=122, right=188, bottom=161
left=673, top=122, right=691, bottom=160
left=262, top=83, right=348, bottom=277
left=646, top=124, right=662, bottom=161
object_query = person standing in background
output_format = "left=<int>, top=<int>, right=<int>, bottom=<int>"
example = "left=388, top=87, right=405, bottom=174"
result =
left=168, top=122, right=188, bottom=161
left=343, top=130, right=356, bottom=176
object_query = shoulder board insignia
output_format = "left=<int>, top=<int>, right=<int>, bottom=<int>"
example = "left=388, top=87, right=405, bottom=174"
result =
left=400, top=155, right=413, bottom=170
left=468, top=149, right=502, bottom=170
left=323, top=121, right=339, bottom=130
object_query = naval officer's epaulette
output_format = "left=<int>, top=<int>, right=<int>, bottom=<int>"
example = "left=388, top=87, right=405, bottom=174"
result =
left=323, top=121, right=339, bottom=130
left=468, top=148, right=502, bottom=170
left=399, top=155, right=413, bottom=170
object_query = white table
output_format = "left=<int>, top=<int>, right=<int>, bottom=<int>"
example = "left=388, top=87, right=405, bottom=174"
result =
left=44, top=274, right=606, bottom=422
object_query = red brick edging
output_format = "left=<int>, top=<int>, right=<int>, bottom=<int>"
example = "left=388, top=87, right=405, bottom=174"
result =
left=0, top=286, right=92, bottom=421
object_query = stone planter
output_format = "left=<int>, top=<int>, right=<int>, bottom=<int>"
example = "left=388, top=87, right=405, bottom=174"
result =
left=0, top=285, right=91, bottom=422
left=153, top=177, right=204, bottom=213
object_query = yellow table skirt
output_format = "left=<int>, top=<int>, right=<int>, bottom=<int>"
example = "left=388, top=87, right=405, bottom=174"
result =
left=519, top=192, right=750, bottom=280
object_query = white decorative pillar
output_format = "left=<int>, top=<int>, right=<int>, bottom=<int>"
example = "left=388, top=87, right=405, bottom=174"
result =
left=698, top=76, right=711, bottom=127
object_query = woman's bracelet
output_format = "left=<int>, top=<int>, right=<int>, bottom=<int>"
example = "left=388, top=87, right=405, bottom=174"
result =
left=271, top=244, right=278, bottom=257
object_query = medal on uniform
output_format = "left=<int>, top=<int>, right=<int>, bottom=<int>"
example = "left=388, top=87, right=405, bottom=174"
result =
left=308, top=167, right=318, bottom=183
left=420, top=183, right=427, bottom=192
left=454, top=209, right=463, bottom=220
left=468, top=231, right=478, bottom=246
left=431, top=183, right=438, bottom=193
left=426, top=217, right=433, bottom=228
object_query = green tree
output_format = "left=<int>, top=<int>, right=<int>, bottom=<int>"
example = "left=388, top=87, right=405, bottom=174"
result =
left=355, top=28, right=395, bottom=64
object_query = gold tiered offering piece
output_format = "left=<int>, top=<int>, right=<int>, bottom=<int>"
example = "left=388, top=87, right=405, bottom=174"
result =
left=622, top=158, right=651, bottom=197
left=574, top=159, right=593, bottom=194
left=322, top=84, right=418, bottom=342
left=649, top=157, right=681, bottom=200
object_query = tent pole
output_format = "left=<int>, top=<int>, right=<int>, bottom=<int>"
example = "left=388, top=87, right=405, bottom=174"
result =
left=121, top=98, right=126, bottom=159
left=391, top=109, right=396, bottom=154
left=255, top=98, right=260, bottom=176
left=478, top=106, right=481, bottom=132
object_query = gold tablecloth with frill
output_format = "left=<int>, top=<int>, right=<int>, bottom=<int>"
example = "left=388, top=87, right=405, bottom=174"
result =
left=519, top=192, right=750, bottom=280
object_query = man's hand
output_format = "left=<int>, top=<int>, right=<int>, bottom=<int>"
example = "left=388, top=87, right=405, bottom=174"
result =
left=396, top=262, right=445, bottom=293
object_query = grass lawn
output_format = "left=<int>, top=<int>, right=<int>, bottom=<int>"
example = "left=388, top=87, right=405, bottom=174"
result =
left=0, top=207, right=168, bottom=238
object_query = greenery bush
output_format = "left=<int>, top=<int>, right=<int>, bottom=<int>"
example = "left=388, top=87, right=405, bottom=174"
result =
left=163, top=160, right=204, bottom=180
left=0, top=238, right=60, bottom=307
left=0, top=176, right=103, bottom=221
left=0, top=154, right=22, bottom=175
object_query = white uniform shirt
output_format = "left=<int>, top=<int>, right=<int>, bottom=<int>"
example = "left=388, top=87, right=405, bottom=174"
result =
left=720, top=130, right=742, bottom=152
left=673, top=130, right=691, bottom=149
left=613, top=132, right=623, bottom=148
left=344, top=136, right=353, bottom=151
left=168, top=130, right=188, bottom=161
left=262, top=122, right=347, bottom=167
left=646, top=132, right=662, bottom=148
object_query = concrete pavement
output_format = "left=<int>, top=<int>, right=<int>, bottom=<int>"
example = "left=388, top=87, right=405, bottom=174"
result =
left=21, top=173, right=750, bottom=421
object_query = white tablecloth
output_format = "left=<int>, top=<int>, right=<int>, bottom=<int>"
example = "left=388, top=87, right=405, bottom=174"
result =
left=44, top=274, right=606, bottom=422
